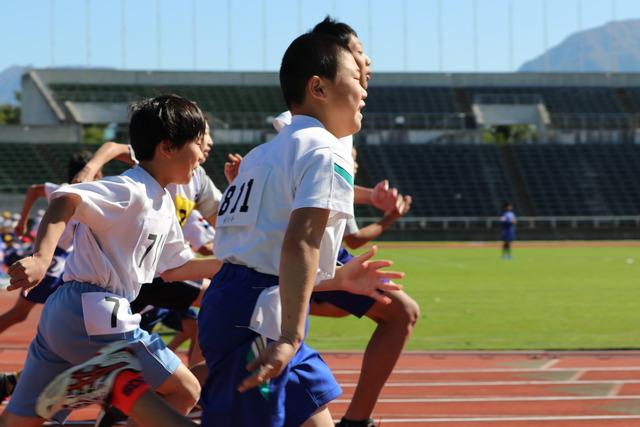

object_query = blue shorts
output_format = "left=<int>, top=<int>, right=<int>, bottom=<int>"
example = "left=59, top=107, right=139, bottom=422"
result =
left=310, top=248, right=377, bottom=318
left=21, top=246, right=68, bottom=304
left=502, top=230, right=516, bottom=243
left=198, top=263, right=341, bottom=427
left=7, top=281, right=181, bottom=423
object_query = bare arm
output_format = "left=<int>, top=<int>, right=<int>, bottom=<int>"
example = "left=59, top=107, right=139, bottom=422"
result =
left=206, top=214, right=217, bottom=228
left=354, top=180, right=404, bottom=213
left=195, top=242, right=214, bottom=256
left=343, top=195, right=412, bottom=249
left=72, top=142, right=134, bottom=183
left=8, top=194, right=80, bottom=291
left=313, top=246, right=404, bottom=304
left=14, top=184, right=46, bottom=236
left=238, top=207, right=328, bottom=392
left=160, top=257, right=222, bottom=283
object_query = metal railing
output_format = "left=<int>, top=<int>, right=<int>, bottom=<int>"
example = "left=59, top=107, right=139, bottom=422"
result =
left=473, top=94, right=543, bottom=105
left=357, top=216, right=640, bottom=230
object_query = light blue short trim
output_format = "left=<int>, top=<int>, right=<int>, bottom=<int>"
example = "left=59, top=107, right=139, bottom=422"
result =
left=6, top=281, right=181, bottom=422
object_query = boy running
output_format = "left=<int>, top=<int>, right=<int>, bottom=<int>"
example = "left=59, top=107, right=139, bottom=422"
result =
left=3, top=94, right=219, bottom=427
left=197, top=31, right=401, bottom=427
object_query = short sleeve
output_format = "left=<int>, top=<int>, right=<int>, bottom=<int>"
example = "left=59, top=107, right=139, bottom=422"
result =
left=291, top=147, right=353, bottom=217
left=50, top=178, right=133, bottom=232
left=195, top=169, right=222, bottom=219
left=44, top=182, right=61, bottom=200
left=344, top=217, right=359, bottom=236
left=155, top=217, right=194, bottom=274
left=127, top=144, right=140, bottom=165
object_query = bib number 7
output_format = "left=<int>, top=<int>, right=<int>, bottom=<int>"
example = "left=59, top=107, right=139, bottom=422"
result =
left=81, top=292, right=141, bottom=336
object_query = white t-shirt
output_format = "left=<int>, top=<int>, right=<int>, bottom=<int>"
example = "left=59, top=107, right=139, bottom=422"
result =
left=344, top=217, right=359, bottom=236
left=215, top=115, right=354, bottom=282
left=273, top=111, right=354, bottom=155
left=44, top=183, right=76, bottom=251
left=51, top=167, right=193, bottom=301
left=167, top=166, right=222, bottom=226
left=182, top=209, right=215, bottom=251
left=128, top=146, right=222, bottom=226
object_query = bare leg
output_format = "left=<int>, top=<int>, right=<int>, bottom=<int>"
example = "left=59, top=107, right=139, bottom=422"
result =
left=166, top=317, right=196, bottom=352
left=0, top=295, right=35, bottom=335
left=153, top=363, right=200, bottom=415
left=128, top=392, right=196, bottom=427
left=344, top=290, right=419, bottom=421
left=189, top=361, right=208, bottom=388
left=0, top=412, right=45, bottom=427
left=301, top=406, right=333, bottom=427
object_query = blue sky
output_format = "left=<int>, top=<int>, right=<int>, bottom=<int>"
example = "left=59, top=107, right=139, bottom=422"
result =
left=2, top=0, right=640, bottom=73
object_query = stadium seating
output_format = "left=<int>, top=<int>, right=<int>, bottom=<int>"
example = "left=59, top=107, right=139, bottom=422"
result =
left=468, top=87, right=629, bottom=129
left=1, top=142, right=640, bottom=218
left=48, top=83, right=640, bottom=130
left=355, top=144, right=515, bottom=217
left=49, top=84, right=467, bottom=129
left=512, top=144, right=640, bottom=216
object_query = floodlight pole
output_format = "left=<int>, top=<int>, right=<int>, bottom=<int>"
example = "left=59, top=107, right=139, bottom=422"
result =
left=121, top=0, right=127, bottom=69
left=298, top=0, right=303, bottom=34
left=437, top=0, right=443, bottom=72
left=576, top=0, right=582, bottom=72
left=403, top=0, right=408, bottom=71
left=473, top=0, right=478, bottom=71
left=262, top=0, right=268, bottom=70
left=228, top=0, right=232, bottom=70
left=610, top=0, right=616, bottom=73
left=193, top=0, right=197, bottom=70
left=50, top=0, right=55, bottom=66
left=508, top=0, right=514, bottom=71
left=86, top=0, right=91, bottom=67
left=543, top=0, right=549, bottom=72
left=156, top=0, right=162, bottom=69
left=368, top=0, right=373, bottom=58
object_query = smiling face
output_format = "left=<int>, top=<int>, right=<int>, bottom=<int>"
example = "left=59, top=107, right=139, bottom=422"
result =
left=322, top=50, right=368, bottom=138
left=168, top=136, right=205, bottom=184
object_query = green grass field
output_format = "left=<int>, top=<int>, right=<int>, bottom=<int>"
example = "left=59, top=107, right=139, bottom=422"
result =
left=306, top=242, right=640, bottom=351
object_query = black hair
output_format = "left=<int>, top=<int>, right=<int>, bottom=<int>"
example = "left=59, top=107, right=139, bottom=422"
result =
left=67, top=150, right=94, bottom=183
left=279, top=32, right=350, bottom=109
left=128, top=94, right=205, bottom=161
left=312, top=16, right=358, bottom=47
left=503, top=202, right=513, bottom=210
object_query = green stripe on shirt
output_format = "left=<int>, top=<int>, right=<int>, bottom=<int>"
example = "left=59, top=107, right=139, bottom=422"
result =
left=333, top=163, right=354, bottom=188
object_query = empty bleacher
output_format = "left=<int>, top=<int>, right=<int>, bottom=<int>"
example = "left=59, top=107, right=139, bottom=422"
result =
left=2, top=142, right=640, bottom=219
left=355, top=144, right=515, bottom=217
left=468, top=86, right=629, bottom=129
left=512, top=144, right=640, bottom=216
left=0, top=143, right=128, bottom=193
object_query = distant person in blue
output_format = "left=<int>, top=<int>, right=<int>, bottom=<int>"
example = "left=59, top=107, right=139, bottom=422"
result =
left=500, top=202, right=517, bottom=259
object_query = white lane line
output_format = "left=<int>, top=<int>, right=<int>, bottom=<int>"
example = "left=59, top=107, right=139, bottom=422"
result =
left=540, top=359, right=559, bottom=369
left=340, top=380, right=637, bottom=387
left=334, top=395, right=640, bottom=403
left=334, top=415, right=640, bottom=423
left=334, top=367, right=640, bottom=374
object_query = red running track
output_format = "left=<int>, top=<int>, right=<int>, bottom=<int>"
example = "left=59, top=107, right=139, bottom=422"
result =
left=2, top=294, right=640, bottom=425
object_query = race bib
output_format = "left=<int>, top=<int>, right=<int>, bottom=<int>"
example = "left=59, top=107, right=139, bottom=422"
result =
left=217, top=166, right=271, bottom=228
left=81, top=292, right=141, bottom=336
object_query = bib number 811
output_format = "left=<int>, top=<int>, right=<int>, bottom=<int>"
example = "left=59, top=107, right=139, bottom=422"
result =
left=218, top=179, right=254, bottom=216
